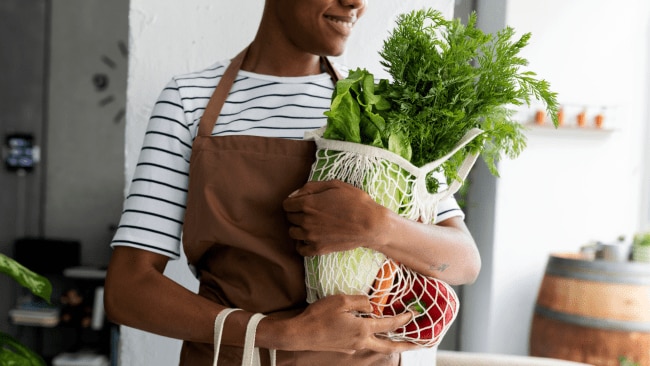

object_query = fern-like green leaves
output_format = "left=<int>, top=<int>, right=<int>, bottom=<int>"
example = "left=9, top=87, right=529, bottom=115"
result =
left=323, top=9, right=559, bottom=190
left=380, top=9, right=558, bottom=178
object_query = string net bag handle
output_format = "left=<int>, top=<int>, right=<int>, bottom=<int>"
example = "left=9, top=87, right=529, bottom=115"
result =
left=305, top=127, right=483, bottom=224
left=415, top=127, right=483, bottom=220
left=213, top=310, right=276, bottom=366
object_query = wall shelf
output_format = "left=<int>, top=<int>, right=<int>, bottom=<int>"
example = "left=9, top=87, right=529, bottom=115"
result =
left=515, top=102, right=619, bottom=133
left=523, top=123, right=616, bottom=134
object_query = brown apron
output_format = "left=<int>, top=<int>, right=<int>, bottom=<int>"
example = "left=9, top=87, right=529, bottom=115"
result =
left=179, top=49, right=400, bottom=366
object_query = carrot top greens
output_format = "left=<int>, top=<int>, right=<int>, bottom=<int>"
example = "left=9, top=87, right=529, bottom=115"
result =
left=323, top=9, right=559, bottom=192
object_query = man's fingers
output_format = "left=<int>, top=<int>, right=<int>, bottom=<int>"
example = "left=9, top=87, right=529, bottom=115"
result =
left=286, top=181, right=340, bottom=199
left=373, top=312, right=413, bottom=334
left=367, top=312, right=420, bottom=354
left=366, top=335, right=420, bottom=354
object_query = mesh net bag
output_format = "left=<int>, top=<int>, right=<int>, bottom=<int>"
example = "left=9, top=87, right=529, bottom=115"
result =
left=303, top=127, right=482, bottom=347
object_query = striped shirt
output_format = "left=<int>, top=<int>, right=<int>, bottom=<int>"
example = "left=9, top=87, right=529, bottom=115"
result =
left=111, top=59, right=464, bottom=259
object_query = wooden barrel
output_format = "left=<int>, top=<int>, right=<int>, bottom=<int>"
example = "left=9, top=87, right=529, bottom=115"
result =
left=530, top=253, right=650, bottom=366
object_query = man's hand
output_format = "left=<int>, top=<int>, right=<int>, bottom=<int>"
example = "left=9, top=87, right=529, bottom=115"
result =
left=262, top=294, right=419, bottom=354
left=283, top=180, right=388, bottom=256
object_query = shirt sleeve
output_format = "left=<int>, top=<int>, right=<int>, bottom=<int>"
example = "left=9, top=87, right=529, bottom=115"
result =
left=431, top=169, right=466, bottom=224
left=111, top=79, right=193, bottom=259
left=434, top=195, right=465, bottom=224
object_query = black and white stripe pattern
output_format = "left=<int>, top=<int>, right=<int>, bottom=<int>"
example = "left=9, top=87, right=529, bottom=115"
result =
left=111, top=60, right=463, bottom=259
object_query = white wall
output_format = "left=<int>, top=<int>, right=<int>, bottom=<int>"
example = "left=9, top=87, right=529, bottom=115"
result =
left=120, top=1, right=455, bottom=365
left=461, top=0, right=650, bottom=356
left=45, top=0, right=129, bottom=267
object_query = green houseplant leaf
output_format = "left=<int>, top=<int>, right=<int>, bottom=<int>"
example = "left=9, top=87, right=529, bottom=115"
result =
left=0, top=254, right=51, bottom=366
left=0, top=333, right=46, bottom=366
left=0, top=254, right=51, bottom=303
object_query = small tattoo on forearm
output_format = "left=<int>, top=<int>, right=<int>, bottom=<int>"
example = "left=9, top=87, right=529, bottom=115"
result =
left=430, top=263, right=450, bottom=272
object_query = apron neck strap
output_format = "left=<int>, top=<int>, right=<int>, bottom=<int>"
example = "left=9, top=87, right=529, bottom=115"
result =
left=198, top=47, right=248, bottom=137
left=198, top=47, right=341, bottom=137
left=321, top=56, right=343, bottom=84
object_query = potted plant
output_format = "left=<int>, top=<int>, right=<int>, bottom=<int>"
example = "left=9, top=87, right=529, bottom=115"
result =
left=0, top=253, right=51, bottom=366
left=632, top=231, right=650, bottom=263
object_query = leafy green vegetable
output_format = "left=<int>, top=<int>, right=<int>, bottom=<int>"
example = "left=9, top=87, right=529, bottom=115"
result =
left=324, top=69, right=397, bottom=154
left=305, top=247, right=385, bottom=297
left=307, top=149, right=404, bottom=298
left=324, top=8, right=559, bottom=189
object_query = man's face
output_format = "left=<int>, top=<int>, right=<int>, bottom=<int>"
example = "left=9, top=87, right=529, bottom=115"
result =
left=270, top=0, right=366, bottom=56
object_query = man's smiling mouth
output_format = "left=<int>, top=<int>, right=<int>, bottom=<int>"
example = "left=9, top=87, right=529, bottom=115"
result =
left=324, top=15, right=357, bottom=28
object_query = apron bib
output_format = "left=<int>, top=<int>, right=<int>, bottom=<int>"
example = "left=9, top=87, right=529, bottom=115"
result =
left=180, top=49, right=399, bottom=366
